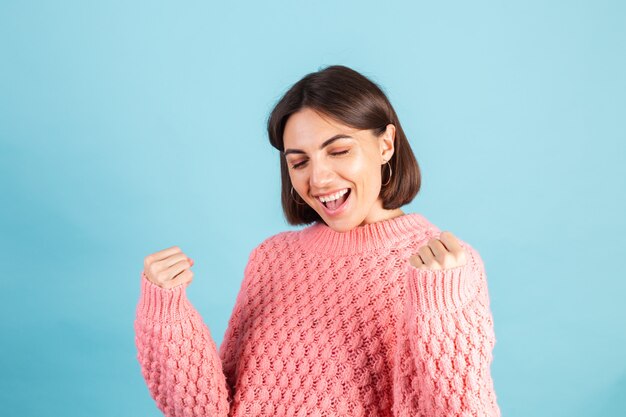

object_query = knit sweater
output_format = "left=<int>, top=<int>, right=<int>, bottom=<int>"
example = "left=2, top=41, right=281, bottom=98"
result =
left=135, top=213, right=501, bottom=416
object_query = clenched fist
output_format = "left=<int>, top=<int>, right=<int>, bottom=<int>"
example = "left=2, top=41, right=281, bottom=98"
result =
left=409, top=231, right=467, bottom=270
left=143, top=245, right=195, bottom=289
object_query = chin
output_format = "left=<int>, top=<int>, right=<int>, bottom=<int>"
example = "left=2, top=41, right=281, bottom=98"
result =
left=320, top=216, right=363, bottom=233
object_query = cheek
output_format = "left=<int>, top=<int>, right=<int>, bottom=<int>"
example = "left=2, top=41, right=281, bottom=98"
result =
left=344, top=161, right=382, bottom=197
left=288, top=171, right=304, bottom=191
left=352, top=159, right=381, bottom=185
left=344, top=155, right=372, bottom=179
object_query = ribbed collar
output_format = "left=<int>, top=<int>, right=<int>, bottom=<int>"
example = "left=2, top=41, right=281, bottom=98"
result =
left=297, top=213, right=433, bottom=256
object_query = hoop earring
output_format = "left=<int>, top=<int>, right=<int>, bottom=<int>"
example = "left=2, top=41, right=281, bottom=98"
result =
left=290, top=186, right=307, bottom=205
left=382, top=161, right=393, bottom=186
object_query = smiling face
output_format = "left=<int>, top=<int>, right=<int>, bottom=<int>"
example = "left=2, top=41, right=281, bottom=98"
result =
left=283, top=107, right=405, bottom=232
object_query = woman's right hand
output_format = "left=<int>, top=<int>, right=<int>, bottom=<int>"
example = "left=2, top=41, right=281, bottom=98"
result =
left=143, top=245, right=195, bottom=289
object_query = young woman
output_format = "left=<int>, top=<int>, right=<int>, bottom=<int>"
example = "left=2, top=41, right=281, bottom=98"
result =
left=135, top=65, right=501, bottom=416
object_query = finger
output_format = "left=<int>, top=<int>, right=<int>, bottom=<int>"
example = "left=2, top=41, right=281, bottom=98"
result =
left=430, top=238, right=463, bottom=269
left=163, top=259, right=193, bottom=283
left=409, top=254, right=424, bottom=268
left=149, top=258, right=188, bottom=286
left=150, top=253, right=193, bottom=279
left=164, top=269, right=193, bottom=289
left=144, top=246, right=182, bottom=268
left=417, top=245, right=441, bottom=269
left=440, top=231, right=468, bottom=266
left=439, top=231, right=463, bottom=255
left=158, top=252, right=190, bottom=269
left=148, top=253, right=187, bottom=280
left=146, top=255, right=193, bottom=286
left=428, top=238, right=449, bottom=260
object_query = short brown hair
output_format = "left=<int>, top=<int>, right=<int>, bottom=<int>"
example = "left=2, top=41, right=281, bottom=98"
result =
left=267, top=65, right=421, bottom=226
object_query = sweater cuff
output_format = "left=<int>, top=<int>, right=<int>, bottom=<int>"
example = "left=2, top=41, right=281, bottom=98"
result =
left=406, top=258, right=481, bottom=312
left=136, top=270, right=194, bottom=323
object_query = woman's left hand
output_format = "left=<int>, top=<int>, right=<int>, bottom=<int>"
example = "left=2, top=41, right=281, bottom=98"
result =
left=409, top=231, right=467, bottom=270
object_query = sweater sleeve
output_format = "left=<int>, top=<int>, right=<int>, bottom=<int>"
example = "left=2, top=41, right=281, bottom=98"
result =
left=393, top=240, right=501, bottom=417
left=134, top=271, right=231, bottom=416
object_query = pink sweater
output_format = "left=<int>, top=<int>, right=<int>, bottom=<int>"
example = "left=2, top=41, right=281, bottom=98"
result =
left=135, top=213, right=501, bottom=416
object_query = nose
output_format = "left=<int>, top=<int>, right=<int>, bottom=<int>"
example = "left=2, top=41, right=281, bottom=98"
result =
left=309, top=158, right=334, bottom=189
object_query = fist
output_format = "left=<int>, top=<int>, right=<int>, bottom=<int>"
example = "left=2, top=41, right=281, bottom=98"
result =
left=409, top=231, right=467, bottom=270
left=143, top=245, right=195, bottom=289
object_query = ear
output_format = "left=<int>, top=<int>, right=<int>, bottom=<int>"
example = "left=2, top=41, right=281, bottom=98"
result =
left=379, top=123, right=396, bottom=162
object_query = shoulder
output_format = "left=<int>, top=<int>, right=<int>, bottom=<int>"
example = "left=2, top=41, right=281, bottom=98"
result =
left=246, top=228, right=301, bottom=263
left=241, top=227, right=312, bottom=283
left=399, top=212, right=443, bottom=245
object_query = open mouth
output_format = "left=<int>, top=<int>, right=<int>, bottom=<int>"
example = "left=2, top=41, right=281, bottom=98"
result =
left=319, top=188, right=351, bottom=211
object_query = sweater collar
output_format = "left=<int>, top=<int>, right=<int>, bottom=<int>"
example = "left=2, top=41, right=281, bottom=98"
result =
left=297, top=213, right=433, bottom=256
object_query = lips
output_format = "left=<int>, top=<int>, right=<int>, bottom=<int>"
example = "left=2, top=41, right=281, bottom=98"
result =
left=318, top=188, right=351, bottom=216
left=315, top=188, right=349, bottom=200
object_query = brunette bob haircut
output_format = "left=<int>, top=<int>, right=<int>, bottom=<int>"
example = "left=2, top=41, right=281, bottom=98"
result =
left=267, top=65, right=421, bottom=226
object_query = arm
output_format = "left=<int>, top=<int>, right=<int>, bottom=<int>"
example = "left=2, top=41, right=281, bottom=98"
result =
left=394, top=238, right=501, bottom=416
left=134, top=272, right=231, bottom=416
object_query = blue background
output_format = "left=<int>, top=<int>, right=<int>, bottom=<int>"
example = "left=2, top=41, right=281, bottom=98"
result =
left=1, top=1, right=625, bottom=416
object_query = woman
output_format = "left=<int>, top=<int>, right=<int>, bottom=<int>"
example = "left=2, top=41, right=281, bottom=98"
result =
left=135, top=65, right=501, bottom=416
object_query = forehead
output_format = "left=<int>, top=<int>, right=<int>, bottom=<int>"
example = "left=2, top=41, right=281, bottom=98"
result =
left=283, top=108, right=359, bottom=148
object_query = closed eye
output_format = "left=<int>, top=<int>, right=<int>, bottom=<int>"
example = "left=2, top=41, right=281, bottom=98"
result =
left=290, top=150, right=349, bottom=169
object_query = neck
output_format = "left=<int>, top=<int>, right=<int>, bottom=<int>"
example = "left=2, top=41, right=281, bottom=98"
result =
left=359, top=208, right=405, bottom=227
left=298, top=212, right=431, bottom=256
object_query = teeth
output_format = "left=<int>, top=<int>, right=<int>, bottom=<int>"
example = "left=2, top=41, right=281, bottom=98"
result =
left=318, top=188, right=349, bottom=203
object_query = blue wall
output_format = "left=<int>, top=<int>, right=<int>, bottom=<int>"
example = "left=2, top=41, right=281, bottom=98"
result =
left=1, top=1, right=624, bottom=416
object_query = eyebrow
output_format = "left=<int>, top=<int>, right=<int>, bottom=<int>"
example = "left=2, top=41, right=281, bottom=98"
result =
left=283, top=134, right=353, bottom=156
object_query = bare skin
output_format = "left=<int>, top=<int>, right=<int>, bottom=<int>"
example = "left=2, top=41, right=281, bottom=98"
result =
left=284, top=107, right=467, bottom=272
left=144, top=111, right=467, bottom=288
left=143, top=245, right=194, bottom=289
left=144, top=232, right=467, bottom=289
left=409, top=231, right=467, bottom=270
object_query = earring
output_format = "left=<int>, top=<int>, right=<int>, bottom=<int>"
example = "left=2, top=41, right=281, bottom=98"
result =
left=290, top=186, right=307, bottom=205
left=382, top=160, right=393, bottom=186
